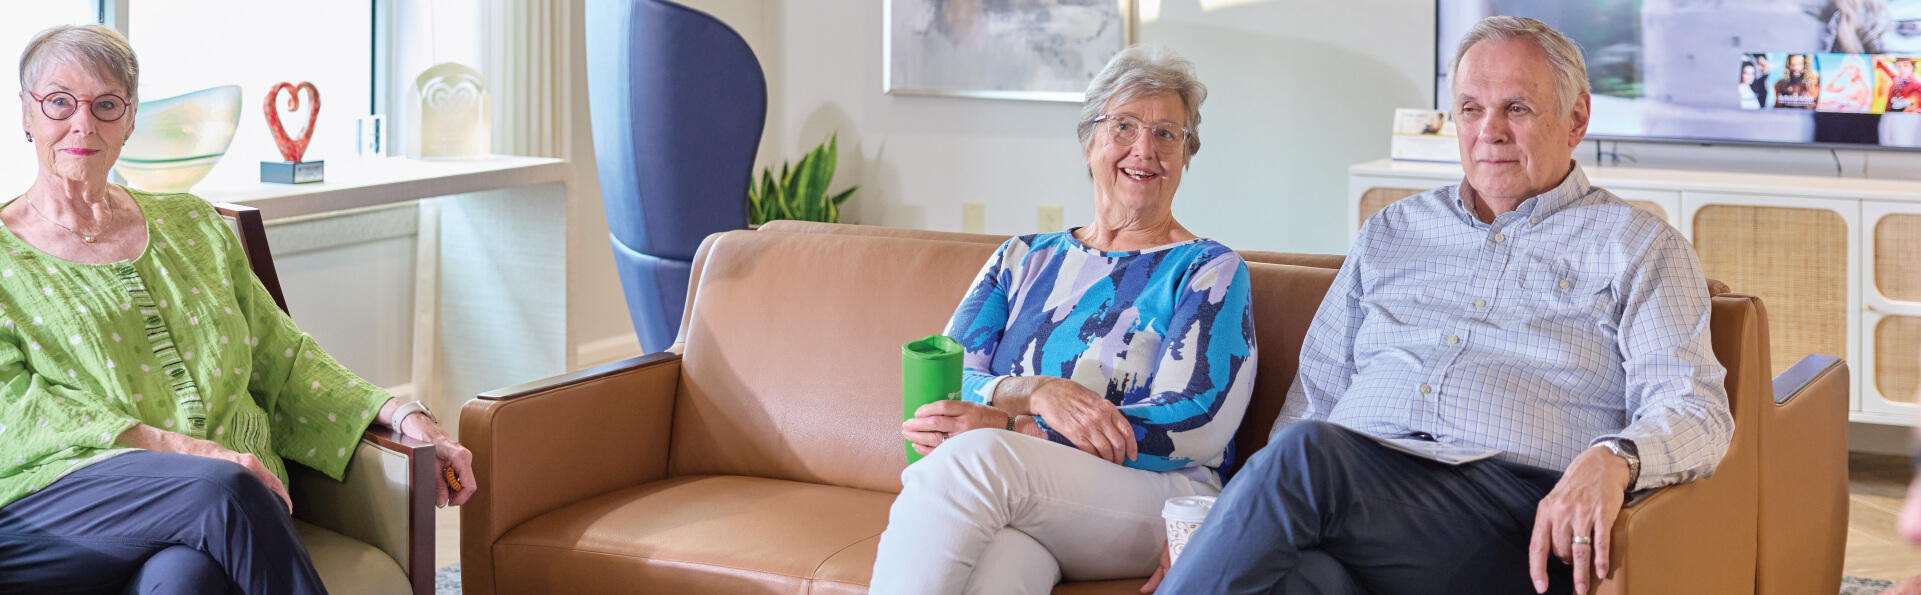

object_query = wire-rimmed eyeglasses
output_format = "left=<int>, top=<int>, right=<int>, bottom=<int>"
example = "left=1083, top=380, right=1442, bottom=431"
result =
left=1093, top=114, right=1189, bottom=152
left=26, top=90, right=129, bottom=122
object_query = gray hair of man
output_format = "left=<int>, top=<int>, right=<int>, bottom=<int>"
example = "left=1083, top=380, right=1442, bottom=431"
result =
left=18, top=24, right=140, bottom=106
left=1447, top=16, right=1588, bottom=117
left=1075, top=45, right=1207, bottom=164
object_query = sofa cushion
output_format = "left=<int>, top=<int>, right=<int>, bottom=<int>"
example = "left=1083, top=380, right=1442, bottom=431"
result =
left=1229, top=262, right=1339, bottom=475
left=493, top=474, right=894, bottom=593
left=672, top=231, right=998, bottom=493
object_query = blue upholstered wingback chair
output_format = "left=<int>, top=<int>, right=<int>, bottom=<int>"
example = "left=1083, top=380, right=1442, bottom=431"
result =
left=585, top=0, right=766, bottom=353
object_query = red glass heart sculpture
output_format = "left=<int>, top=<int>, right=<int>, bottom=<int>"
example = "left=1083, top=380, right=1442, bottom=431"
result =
left=263, top=82, right=320, bottom=163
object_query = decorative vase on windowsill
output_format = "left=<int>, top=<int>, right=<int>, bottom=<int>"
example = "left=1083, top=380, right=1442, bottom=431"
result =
left=114, top=85, right=242, bottom=193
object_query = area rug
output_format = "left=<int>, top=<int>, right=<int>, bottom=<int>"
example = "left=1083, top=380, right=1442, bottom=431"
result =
left=1843, top=575, right=1897, bottom=595
left=430, top=566, right=1899, bottom=595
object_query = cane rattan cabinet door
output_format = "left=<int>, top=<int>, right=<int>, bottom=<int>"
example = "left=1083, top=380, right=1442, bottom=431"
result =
left=1682, top=192, right=1860, bottom=411
left=1863, top=201, right=1921, bottom=418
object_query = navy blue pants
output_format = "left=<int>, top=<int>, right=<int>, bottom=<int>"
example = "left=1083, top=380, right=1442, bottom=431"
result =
left=1160, top=420, right=1576, bottom=595
left=0, top=451, right=326, bottom=594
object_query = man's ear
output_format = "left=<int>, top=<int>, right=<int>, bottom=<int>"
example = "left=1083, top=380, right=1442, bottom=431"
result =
left=1567, top=93, right=1592, bottom=148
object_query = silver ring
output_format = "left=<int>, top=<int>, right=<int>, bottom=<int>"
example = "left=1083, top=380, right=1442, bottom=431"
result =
left=1572, top=536, right=1592, bottom=545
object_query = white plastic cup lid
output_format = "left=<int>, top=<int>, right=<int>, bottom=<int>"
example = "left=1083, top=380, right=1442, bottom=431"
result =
left=1163, top=495, right=1215, bottom=522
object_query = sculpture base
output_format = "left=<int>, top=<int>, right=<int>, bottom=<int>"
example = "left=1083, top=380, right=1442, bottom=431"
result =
left=261, top=160, right=324, bottom=184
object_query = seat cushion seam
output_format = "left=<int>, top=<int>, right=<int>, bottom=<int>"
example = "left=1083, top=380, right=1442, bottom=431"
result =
left=807, top=530, right=883, bottom=580
left=495, top=542, right=834, bottom=581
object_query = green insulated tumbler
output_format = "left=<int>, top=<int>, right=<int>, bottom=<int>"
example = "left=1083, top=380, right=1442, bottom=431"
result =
left=902, top=335, right=964, bottom=464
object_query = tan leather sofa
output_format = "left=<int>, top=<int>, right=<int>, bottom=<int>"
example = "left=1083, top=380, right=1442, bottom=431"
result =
left=461, top=222, right=1848, bottom=594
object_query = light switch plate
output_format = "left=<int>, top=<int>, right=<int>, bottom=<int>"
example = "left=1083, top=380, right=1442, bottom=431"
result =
left=963, top=202, right=986, bottom=234
left=1037, top=204, right=1064, bottom=233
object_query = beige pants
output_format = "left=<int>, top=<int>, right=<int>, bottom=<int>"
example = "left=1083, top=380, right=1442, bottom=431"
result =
left=870, top=430, right=1218, bottom=595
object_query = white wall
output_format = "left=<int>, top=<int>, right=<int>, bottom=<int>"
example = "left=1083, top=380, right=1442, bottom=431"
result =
left=673, top=0, right=1433, bottom=255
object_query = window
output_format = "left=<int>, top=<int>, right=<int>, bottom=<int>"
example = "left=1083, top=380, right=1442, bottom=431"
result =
left=2, top=1, right=375, bottom=193
left=0, top=1, right=102, bottom=192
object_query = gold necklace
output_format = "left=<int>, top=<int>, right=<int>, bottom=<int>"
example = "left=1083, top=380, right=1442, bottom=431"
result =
left=23, top=193, right=113, bottom=243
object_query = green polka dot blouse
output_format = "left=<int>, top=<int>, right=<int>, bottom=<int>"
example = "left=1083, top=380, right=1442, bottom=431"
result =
left=0, top=188, right=390, bottom=509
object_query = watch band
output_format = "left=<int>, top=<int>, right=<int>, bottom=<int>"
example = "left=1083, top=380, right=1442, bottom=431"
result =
left=1598, top=439, right=1641, bottom=492
left=1006, top=413, right=1018, bottom=432
left=392, top=400, right=437, bottom=428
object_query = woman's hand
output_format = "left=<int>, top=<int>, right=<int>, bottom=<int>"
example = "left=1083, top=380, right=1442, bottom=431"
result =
left=901, top=400, right=1012, bottom=456
left=1027, top=377, right=1137, bottom=465
left=116, top=423, right=291, bottom=513
left=1140, top=542, right=1172, bottom=593
left=396, top=413, right=477, bottom=508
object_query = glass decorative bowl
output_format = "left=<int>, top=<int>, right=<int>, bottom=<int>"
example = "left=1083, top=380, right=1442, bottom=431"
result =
left=114, top=85, right=242, bottom=193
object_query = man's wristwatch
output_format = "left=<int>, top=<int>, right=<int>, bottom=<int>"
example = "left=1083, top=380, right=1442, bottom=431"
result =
left=1595, top=438, right=1641, bottom=492
left=1006, top=413, right=1018, bottom=432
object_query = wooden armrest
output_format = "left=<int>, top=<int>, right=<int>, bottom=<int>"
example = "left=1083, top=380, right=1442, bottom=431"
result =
left=459, top=352, right=682, bottom=595
left=289, top=427, right=435, bottom=595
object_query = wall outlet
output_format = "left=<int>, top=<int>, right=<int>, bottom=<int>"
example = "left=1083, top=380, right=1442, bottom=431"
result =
left=962, top=202, right=986, bottom=234
left=1037, top=204, right=1064, bottom=233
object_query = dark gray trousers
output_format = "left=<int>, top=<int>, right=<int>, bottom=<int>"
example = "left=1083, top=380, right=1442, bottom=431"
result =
left=1160, top=420, right=1577, bottom=595
left=0, top=450, right=325, bottom=595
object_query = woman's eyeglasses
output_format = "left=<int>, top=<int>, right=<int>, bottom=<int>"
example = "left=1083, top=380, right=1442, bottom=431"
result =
left=1093, top=114, right=1189, bottom=152
left=26, top=90, right=129, bottom=122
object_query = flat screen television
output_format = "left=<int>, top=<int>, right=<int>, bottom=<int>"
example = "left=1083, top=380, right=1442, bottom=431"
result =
left=1435, top=0, right=1921, bottom=151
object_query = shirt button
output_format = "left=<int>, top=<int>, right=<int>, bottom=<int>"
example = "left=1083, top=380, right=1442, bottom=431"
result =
left=1530, top=217, right=1539, bottom=225
left=1474, top=298, right=1488, bottom=308
left=1447, top=335, right=1461, bottom=345
left=1419, top=384, right=1433, bottom=394
left=1558, top=279, right=1573, bottom=290
left=1492, top=233, right=1507, bottom=243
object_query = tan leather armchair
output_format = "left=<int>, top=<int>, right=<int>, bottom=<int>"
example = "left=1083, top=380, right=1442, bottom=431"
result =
left=465, top=222, right=1848, bottom=594
left=217, top=203, right=439, bottom=595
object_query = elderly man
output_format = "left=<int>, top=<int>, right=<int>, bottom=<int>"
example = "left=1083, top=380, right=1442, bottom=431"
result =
left=1152, top=16, right=1732, bottom=595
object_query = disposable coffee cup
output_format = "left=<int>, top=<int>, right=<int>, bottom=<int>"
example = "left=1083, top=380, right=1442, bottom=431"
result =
left=902, top=335, right=964, bottom=464
left=1162, top=495, right=1216, bottom=567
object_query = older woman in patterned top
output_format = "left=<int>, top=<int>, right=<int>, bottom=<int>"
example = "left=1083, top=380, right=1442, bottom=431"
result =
left=0, top=25, right=474, bottom=594
left=869, top=45, right=1257, bottom=594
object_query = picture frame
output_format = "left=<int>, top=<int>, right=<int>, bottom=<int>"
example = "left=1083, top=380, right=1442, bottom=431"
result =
left=884, top=0, right=1140, bottom=103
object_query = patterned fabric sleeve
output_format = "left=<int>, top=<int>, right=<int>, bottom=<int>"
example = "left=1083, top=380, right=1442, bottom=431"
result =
left=0, top=336, right=139, bottom=476
left=945, top=238, right=1023, bottom=405
left=1086, top=251, right=1257, bottom=471
left=1590, top=222, right=1734, bottom=490
left=1274, top=230, right=1369, bottom=433
left=214, top=201, right=391, bottom=482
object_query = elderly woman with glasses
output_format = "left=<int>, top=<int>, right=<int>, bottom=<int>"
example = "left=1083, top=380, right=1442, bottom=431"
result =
left=869, top=45, right=1256, bottom=594
left=0, top=25, right=475, bottom=594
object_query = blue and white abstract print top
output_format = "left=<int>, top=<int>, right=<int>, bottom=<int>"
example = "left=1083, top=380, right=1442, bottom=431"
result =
left=945, top=230, right=1257, bottom=485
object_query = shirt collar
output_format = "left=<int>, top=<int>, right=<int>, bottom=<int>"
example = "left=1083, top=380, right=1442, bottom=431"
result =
left=1453, top=161, right=1589, bottom=225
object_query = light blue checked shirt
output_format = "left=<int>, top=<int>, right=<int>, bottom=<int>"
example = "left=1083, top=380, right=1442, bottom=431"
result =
left=1277, top=164, right=1732, bottom=490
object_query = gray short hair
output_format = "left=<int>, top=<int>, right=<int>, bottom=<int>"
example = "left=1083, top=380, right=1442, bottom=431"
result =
left=1447, top=16, right=1587, bottom=117
left=19, top=24, right=139, bottom=105
left=1077, top=45, right=1206, bottom=163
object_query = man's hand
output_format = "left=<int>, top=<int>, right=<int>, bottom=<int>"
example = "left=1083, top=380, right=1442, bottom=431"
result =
left=902, top=399, right=1012, bottom=456
left=1529, top=445, right=1631, bottom=595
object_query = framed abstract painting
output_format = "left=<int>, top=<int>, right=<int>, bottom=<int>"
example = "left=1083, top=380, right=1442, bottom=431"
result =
left=885, top=0, right=1138, bottom=102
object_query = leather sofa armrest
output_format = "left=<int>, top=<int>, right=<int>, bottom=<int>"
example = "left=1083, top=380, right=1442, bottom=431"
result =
left=1772, top=354, right=1844, bottom=405
left=1757, top=354, right=1850, bottom=595
left=458, top=352, right=682, bottom=595
left=290, top=428, right=436, bottom=595
left=1598, top=474, right=1754, bottom=595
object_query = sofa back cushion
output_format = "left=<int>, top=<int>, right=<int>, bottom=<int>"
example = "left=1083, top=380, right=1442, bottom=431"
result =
left=1230, top=262, right=1339, bottom=474
left=672, top=231, right=998, bottom=493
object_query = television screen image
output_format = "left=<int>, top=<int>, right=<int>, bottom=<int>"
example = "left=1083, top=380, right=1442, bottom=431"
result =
left=1437, top=0, right=1921, bottom=150
left=1883, top=55, right=1921, bottom=112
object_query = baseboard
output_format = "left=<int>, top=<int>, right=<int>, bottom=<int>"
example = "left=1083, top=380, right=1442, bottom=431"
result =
left=575, top=333, right=643, bottom=370
left=1850, top=421, right=1913, bottom=457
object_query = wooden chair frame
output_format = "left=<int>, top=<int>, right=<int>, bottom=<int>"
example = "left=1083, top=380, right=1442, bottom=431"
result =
left=213, top=202, right=438, bottom=595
